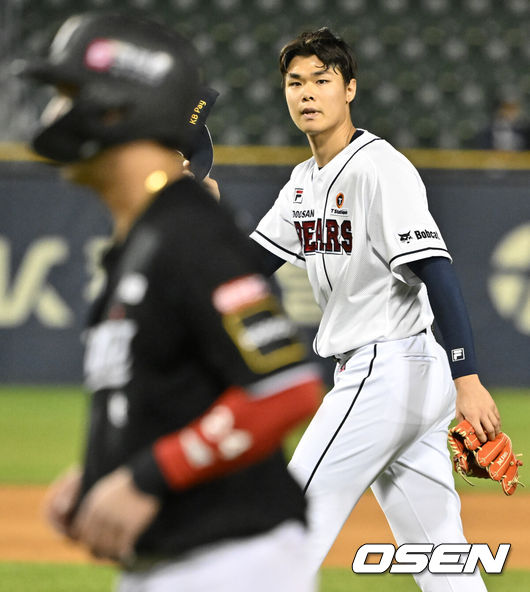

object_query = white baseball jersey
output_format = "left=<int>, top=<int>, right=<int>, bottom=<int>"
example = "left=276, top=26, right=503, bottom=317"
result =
left=251, top=130, right=451, bottom=358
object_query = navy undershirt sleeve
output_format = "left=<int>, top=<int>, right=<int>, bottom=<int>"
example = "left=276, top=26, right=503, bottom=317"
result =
left=407, top=257, right=478, bottom=379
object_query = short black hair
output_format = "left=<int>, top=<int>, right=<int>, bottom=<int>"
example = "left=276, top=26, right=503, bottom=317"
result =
left=279, top=27, right=357, bottom=85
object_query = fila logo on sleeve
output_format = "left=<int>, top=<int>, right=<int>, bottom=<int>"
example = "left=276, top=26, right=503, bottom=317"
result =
left=451, top=348, right=465, bottom=362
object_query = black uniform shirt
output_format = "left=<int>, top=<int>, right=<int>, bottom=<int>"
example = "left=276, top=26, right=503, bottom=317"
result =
left=79, top=177, right=308, bottom=558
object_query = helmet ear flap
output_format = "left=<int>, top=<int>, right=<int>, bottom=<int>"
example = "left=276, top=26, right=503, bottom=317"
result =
left=40, top=93, right=75, bottom=128
left=33, top=105, right=91, bottom=162
left=32, top=83, right=135, bottom=162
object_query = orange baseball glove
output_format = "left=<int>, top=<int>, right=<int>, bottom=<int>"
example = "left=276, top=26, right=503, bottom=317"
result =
left=448, top=420, right=523, bottom=496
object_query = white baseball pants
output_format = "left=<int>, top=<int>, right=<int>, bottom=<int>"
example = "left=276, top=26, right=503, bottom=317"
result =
left=115, top=521, right=316, bottom=592
left=289, top=331, right=487, bottom=591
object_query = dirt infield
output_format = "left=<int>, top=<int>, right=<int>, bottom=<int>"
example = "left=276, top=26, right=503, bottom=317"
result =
left=1, top=486, right=529, bottom=568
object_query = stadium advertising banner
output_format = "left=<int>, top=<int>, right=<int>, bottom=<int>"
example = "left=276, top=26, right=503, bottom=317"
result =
left=0, top=159, right=528, bottom=386
left=0, top=163, right=112, bottom=382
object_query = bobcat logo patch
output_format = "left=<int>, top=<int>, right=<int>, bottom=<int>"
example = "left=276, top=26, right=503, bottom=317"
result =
left=399, top=231, right=412, bottom=244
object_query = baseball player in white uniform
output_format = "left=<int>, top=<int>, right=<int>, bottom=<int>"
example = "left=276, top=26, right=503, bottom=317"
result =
left=250, top=28, right=502, bottom=591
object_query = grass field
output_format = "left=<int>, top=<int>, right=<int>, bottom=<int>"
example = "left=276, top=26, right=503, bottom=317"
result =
left=1, top=562, right=530, bottom=592
left=1, top=385, right=528, bottom=591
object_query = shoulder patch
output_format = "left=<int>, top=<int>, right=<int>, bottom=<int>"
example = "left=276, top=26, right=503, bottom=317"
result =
left=213, top=275, right=306, bottom=374
left=221, top=296, right=306, bottom=374
left=212, top=274, right=270, bottom=315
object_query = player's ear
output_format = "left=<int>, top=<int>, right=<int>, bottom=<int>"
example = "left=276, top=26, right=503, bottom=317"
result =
left=346, top=78, right=357, bottom=104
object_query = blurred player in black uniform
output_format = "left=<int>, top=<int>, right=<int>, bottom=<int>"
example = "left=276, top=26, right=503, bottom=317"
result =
left=19, top=12, right=321, bottom=592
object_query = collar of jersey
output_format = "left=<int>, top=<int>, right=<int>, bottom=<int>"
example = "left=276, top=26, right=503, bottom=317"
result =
left=313, top=128, right=369, bottom=175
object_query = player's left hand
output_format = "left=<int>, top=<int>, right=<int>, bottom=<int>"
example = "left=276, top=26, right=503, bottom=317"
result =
left=70, top=467, right=160, bottom=562
left=454, top=373, right=501, bottom=443
left=448, top=419, right=523, bottom=495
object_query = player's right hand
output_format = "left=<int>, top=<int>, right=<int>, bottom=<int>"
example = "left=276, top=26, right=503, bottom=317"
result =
left=43, top=465, right=82, bottom=537
left=454, top=374, right=501, bottom=443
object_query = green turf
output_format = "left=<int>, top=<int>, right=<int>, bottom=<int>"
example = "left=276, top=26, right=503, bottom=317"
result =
left=0, top=386, right=86, bottom=483
left=321, top=566, right=530, bottom=591
left=0, top=386, right=528, bottom=486
left=0, top=562, right=117, bottom=592
left=0, top=384, right=528, bottom=590
left=0, top=563, right=526, bottom=592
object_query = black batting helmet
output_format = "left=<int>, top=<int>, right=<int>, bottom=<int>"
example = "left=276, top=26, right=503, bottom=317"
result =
left=17, top=12, right=217, bottom=172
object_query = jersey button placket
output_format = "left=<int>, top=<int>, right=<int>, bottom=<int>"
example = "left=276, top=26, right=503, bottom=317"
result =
left=318, top=174, right=334, bottom=299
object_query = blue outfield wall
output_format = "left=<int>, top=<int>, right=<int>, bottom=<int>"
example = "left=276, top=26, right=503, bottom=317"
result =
left=0, top=159, right=529, bottom=386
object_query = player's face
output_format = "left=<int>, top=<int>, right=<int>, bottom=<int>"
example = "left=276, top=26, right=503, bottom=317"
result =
left=284, top=55, right=356, bottom=137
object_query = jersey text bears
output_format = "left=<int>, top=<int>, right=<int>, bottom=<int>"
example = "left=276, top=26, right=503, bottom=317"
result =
left=294, top=218, right=352, bottom=255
